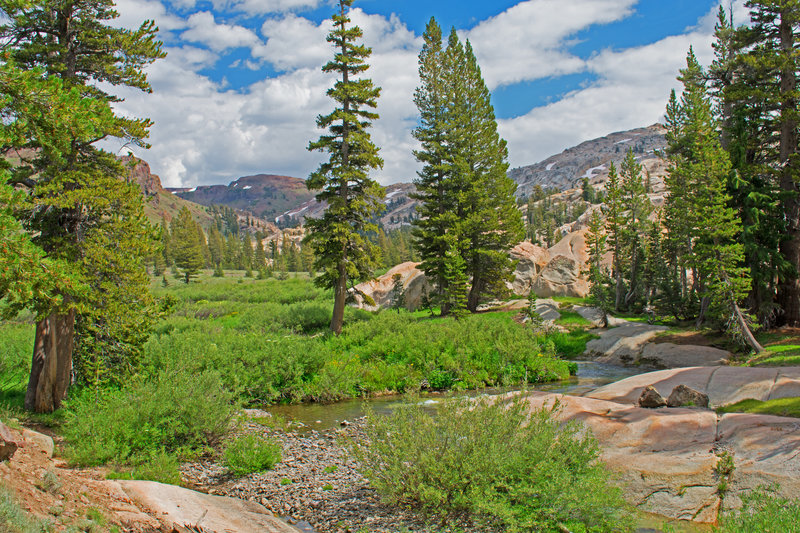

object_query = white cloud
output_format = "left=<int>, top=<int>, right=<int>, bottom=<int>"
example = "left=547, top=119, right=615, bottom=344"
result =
left=181, top=11, right=262, bottom=51
left=465, top=0, right=637, bottom=89
left=113, top=0, right=186, bottom=31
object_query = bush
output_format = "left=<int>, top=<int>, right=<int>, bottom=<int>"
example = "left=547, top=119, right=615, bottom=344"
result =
left=223, top=434, right=282, bottom=476
left=106, top=449, right=182, bottom=485
left=63, top=367, right=237, bottom=466
left=353, top=394, right=632, bottom=532
left=719, top=486, right=800, bottom=532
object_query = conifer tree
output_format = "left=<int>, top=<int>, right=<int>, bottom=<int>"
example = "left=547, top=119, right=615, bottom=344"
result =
left=208, top=226, right=225, bottom=269
left=620, top=148, right=652, bottom=308
left=603, top=162, right=625, bottom=310
left=0, top=0, right=164, bottom=411
left=665, top=50, right=762, bottom=350
left=304, top=0, right=385, bottom=334
left=411, top=18, right=458, bottom=314
left=411, top=21, right=523, bottom=314
left=170, top=208, right=205, bottom=284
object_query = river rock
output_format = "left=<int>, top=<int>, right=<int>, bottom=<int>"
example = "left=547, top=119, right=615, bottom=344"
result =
left=586, top=366, right=800, bottom=408
left=638, top=385, right=667, bottom=408
left=0, top=421, right=17, bottom=461
left=584, top=323, right=668, bottom=364
left=20, top=428, right=54, bottom=458
left=118, top=480, right=301, bottom=533
left=666, top=385, right=709, bottom=408
left=639, top=343, right=732, bottom=368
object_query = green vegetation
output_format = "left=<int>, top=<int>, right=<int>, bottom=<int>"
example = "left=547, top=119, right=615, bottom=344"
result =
left=142, top=277, right=575, bottom=403
left=61, top=368, right=236, bottom=467
left=746, top=331, right=800, bottom=366
left=353, top=395, right=632, bottom=532
left=716, top=397, right=800, bottom=419
left=718, top=486, right=800, bottom=532
left=223, top=434, right=282, bottom=477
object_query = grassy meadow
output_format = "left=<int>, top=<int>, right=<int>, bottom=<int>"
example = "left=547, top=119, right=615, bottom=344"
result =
left=0, top=270, right=590, bottom=472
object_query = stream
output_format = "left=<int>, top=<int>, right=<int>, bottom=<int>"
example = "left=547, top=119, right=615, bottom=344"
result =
left=266, top=361, right=645, bottom=431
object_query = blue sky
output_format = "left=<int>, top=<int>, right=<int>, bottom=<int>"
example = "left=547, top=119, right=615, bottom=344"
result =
left=109, top=0, right=738, bottom=187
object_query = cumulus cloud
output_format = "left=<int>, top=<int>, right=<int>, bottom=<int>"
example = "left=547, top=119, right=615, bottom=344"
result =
left=465, top=0, right=637, bottom=89
left=181, top=11, right=262, bottom=51
left=500, top=28, right=717, bottom=168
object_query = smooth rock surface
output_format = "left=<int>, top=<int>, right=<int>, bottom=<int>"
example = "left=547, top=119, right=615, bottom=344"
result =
left=587, top=366, right=800, bottom=408
left=584, top=323, right=668, bottom=364
left=119, top=480, right=300, bottom=533
left=520, top=392, right=720, bottom=522
left=640, top=343, right=732, bottom=368
left=519, top=391, right=800, bottom=523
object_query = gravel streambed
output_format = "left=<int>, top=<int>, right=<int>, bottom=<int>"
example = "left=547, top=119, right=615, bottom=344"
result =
left=180, top=412, right=482, bottom=533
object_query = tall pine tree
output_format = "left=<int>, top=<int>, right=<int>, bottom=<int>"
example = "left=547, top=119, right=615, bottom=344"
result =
left=304, top=0, right=385, bottom=334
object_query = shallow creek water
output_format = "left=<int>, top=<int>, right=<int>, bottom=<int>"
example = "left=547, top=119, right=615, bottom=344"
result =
left=266, top=361, right=644, bottom=431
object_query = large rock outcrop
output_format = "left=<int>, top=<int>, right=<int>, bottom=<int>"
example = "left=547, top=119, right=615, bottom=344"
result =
left=120, top=156, right=163, bottom=197
left=518, top=389, right=800, bottom=522
left=351, top=262, right=432, bottom=311
left=510, top=232, right=590, bottom=299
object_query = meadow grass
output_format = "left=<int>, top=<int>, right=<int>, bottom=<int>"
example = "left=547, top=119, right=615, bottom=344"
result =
left=716, top=397, right=800, bottom=419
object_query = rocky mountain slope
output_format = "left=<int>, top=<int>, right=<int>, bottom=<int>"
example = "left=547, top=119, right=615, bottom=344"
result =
left=169, top=174, right=315, bottom=224
left=509, top=124, right=667, bottom=198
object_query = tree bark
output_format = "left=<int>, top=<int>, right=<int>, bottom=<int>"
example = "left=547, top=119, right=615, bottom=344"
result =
left=24, top=309, right=76, bottom=413
left=330, top=264, right=347, bottom=335
left=733, top=301, right=764, bottom=353
left=467, top=276, right=484, bottom=313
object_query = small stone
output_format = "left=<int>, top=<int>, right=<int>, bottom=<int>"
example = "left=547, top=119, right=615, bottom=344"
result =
left=638, top=385, right=667, bottom=408
left=667, top=384, right=709, bottom=408
left=0, top=421, right=18, bottom=461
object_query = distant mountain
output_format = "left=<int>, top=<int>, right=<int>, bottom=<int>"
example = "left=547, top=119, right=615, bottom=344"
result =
left=151, top=124, right=668, bottom=231
left=168, top=174, right=315, bottom=223
left=508, top=124, right=667, bottom=199
left=275, top=182, right=419, bottom=230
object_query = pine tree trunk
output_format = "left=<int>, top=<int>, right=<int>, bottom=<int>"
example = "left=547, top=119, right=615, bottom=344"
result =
left=24, top=309, right=76, bottom=413
left=467, top=276, right=484, bottom=313
left=330, top=263, right=347, bottom=335
left=777, top=6, right=800, bottom=327
left=733, top=301, right=764, bottom=353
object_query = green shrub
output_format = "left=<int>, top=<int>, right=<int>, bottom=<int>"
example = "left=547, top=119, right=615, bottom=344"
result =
left=63, top=367, right=237, bottom=466
left=719, top=486, right=800, bottom=532
left=353, top=394, right=632, bottom=533
left=223, top=434, right=282, bottom=476
left=106, top=449, right=183, bottom=485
